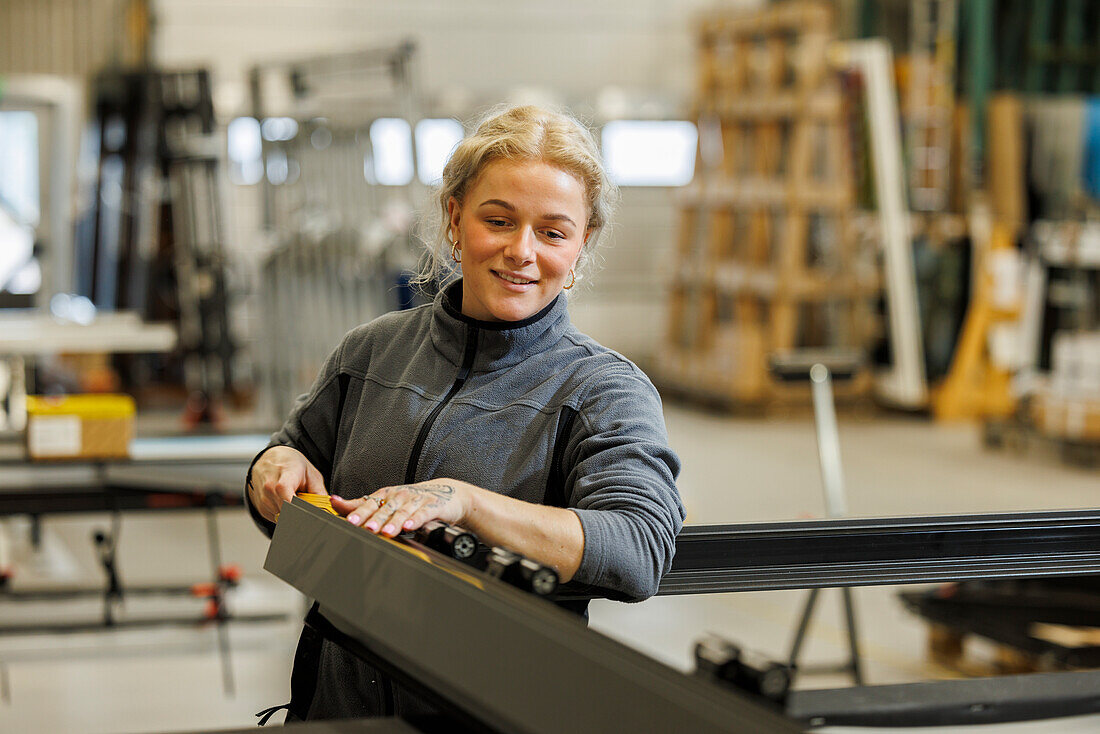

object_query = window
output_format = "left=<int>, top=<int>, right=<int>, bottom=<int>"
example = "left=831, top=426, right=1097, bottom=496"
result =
left=0, top=111, right=41, bottom=298
left=0, top=207, right=38, bottom=296
left=266, top=149, right=289, bottom=185
left=601, top=120, right=697, bottom=186
left=0, top=111, right=40, bottom=225
left=370, top=118, right=414, bottom=186
left=415, top=118, right=464, bottom=185
left=227, top=117, right=263, bottom=185
left=260, top=117, right=298, bottom=142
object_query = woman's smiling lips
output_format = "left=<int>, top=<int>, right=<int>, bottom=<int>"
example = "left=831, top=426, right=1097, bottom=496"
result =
left=492, top=270, right=538, bottom=289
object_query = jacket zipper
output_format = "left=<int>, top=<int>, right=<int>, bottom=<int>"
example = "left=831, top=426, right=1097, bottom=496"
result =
left=404, top=324, right=479, bottom=484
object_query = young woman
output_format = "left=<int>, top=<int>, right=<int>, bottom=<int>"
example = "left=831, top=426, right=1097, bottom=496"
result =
left=246, top=105, right=684, bottom=721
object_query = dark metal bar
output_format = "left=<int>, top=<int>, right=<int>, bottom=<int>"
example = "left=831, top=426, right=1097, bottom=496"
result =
left=0, top=488, right=243, bottom=517
left=265, top=499, right=802, bottom=734
left=840, top=587, right=863, bottom=685
left=662, top=509, right=1100, bottom=594
left=787, top=669, right=1100, bottom=727
left=205, top=500, right=235, bottom=697
left=787, top=587, right=818, bottom=668
left=0, top=613, right=287, bottom=637
left=900, top=590, right=1100, bottom=668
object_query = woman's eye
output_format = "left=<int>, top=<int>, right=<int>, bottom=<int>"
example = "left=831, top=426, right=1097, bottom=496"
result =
left=487, top=219, right=508, bottom=227
left=544, top=230, right=565, bottom=240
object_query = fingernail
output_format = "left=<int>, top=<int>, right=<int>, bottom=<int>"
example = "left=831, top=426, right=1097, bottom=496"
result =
left=403, top=520, right=414, bottom=529
left=366, top=522, right=379, bottom=532
left=347, top=514, right=360, bottom=524
left=382, top=524, right=395, bottom=535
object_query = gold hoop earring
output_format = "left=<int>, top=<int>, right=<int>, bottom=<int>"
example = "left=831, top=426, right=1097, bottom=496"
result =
left=563, top=269, right=576, bottom=290
left=450, top=240, right=461, bottom=263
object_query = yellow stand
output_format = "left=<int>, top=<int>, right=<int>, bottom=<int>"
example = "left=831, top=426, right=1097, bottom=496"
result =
left=932, top=222, right=1019, bottom=421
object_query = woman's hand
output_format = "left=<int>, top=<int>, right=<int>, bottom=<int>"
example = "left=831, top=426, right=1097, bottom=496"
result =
left=331, top=480, right=473, bottom=538
left=248, top=445, right=328, bottom=522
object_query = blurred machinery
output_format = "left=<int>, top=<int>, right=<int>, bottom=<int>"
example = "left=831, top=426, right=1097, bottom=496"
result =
left=75, top=68, right=236, bottom=424
left=1005, top=221, right=1100, bottom=461
left=247, top=43, right=429, bottom=421
left=0, top=75, right=178, bottom=433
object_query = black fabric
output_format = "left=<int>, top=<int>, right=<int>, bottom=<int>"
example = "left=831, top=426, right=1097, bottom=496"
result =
left=307, top=638, right=441, bottom=720
left=440, top=279, right=560, bottom=331
left=544, top=405, right=579, bottom=509
left=288, top=623, right=325, bottom=721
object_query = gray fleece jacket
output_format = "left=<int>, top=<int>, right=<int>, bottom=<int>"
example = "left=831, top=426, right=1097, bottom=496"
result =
left=248, top=280, right=684, bottom=719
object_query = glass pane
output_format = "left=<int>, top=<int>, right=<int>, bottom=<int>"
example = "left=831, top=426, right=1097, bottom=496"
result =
left=227, top=116, right=263, bottom=185
left=602, top=120, right=697, bottom=187
left=0, top=206, right=36, bottom=295
left=415, top=118, right=464, bottom=185
left=260, top=116, right=298, bottom=142
left=370, top=118, right=414, bottom=186
left=0, top=111, right=40, bottom=225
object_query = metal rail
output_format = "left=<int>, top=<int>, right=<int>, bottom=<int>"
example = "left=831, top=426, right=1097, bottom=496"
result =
left=662, top=509, right=1100, bottom=594
left=265, top=499, right=802, bottom=734
left=788, top=669, right=1100, bottom=728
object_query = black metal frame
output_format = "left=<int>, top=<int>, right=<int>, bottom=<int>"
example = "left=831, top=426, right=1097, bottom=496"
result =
left=0, top=453, right=278, bottom=697
left=900, top=588, right=1100, bottom=669
left=663, top=509, right=1100, bottom=593
left=266, top=499, right=802, bottom=734
left=266, top=501, right=1100, bottom=731
left=787, top=669, right=1100, bottom=727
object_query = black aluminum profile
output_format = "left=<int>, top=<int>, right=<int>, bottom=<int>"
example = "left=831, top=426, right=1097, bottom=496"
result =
left=786, top=669, right=1100, bottom=727
left=662, top=509, right=1100, bottom=594
left=264, top=498, right=802, bottom=734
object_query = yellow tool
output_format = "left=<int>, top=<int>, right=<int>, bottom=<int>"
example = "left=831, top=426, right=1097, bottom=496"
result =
left=275, top=492, right=338, bottom=522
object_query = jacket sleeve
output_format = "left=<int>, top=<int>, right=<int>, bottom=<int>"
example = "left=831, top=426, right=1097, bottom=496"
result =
left=244, top=336, right=350, bottom=538
left=564, top=365, right=685, bottom=601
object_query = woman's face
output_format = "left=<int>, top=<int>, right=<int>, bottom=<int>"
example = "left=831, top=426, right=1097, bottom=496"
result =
left=449, top=159, right=590, bottom=323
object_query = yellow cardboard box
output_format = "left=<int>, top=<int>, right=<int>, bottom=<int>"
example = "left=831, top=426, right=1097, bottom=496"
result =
left=26, top=394, right=135, bottom=460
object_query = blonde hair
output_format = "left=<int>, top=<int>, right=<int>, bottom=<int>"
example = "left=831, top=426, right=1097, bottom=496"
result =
left=415, top=104, right=617, bottom=291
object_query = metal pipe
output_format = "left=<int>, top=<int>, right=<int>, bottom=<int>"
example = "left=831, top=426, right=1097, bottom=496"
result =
left=809, top=363, right=847, bottom=518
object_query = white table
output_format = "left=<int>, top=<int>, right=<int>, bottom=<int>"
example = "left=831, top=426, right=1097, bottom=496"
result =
left=0, top=310, right=177, bottom=431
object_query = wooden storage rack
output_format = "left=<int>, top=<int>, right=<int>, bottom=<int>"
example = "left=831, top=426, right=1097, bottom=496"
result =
left=654, top=1, right=881, bottom=407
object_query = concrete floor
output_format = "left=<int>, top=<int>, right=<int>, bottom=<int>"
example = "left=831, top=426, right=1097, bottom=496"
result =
left=1, top=404, right=1097, bottom=733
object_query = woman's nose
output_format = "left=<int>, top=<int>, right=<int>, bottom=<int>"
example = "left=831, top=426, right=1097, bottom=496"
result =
left=504, top=228, right=536, bottom=264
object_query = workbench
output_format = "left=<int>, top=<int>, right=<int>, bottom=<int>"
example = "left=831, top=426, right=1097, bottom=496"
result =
left=0, top=433, right=264, bottom=515
left=0, top=432, right=277, bottom=696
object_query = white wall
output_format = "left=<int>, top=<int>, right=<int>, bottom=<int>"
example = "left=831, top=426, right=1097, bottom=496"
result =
left=153, top=0, right=764, bottom=114
left=151, top=0, right=763, bottom=366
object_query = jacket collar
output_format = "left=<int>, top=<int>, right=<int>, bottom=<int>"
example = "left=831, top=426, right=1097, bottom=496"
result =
left=429, top=280, right=570, bottom=372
